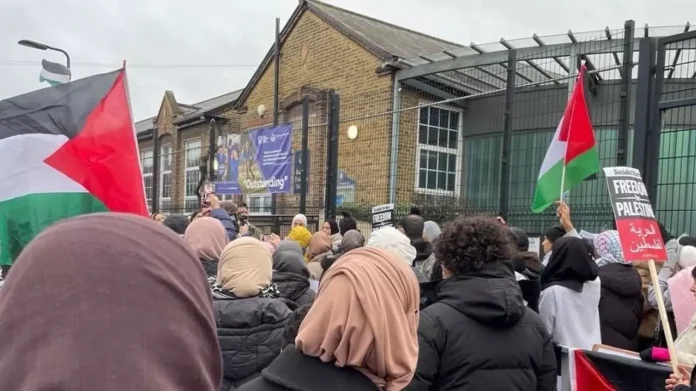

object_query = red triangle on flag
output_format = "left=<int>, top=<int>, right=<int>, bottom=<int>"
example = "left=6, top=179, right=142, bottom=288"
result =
left=44, top=70, right=148, bottom=216
left=575, top=350, right=617, bottom=391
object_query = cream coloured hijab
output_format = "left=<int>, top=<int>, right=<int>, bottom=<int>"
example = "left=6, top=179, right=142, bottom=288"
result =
left=217, top=237, right=272, bottom=298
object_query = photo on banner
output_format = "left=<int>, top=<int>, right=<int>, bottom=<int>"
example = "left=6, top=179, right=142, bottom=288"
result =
left=603, top=166, right=667, bottom=262
left=215, top=124, right=293, bottom=195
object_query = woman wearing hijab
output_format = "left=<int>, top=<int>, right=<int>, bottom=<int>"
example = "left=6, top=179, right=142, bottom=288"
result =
left=408, top=216, right=556, bottom=391
left=238, top=247, right=420, bottom=391
left=420, top=221, right=441, bottom=280
left=287, top=225, right=312, bottom=250
left=367, top=227, right=426, bottom=283
left=272, top=241, right=315, bottom=307
left=398, top=214, right=433, bottom=269
left=213, top=237, right=293, bottom=390
left=320, top=230, right=365, bottom=275
left=0, top=213, right=222, bottom=391
left=185, top=217, right=228, bottom=279
left=539, top=236, right=602, bottom=349
left=305, top=232, right=333, bottom=280
left=593, top=230, right=643, bottom=350
left=321, top=219, right=342, bottom=250
left=292, top=214, right=308, bottom=228
left=338, top=211, right=357, bottom=235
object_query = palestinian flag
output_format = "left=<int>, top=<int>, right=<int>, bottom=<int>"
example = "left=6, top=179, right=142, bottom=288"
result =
left=39, top=59, right=71, bottom=86
left=0, top=69, right=148, bottom=265
left=571, top=350, right=672, bottom=390
left=531, top=65, right=600, bottom=213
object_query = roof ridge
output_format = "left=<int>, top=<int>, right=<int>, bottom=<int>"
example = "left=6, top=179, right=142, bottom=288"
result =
left=306, top=0, right=464, bottom=50
left=192, top=88, right=244, bottom=106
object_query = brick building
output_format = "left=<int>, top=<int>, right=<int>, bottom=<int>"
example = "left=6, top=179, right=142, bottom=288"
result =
left=136, top=0, right=462, bottom=217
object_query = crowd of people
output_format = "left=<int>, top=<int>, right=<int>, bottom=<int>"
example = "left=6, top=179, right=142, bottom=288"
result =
left=3, top=197, right=696, bottom=390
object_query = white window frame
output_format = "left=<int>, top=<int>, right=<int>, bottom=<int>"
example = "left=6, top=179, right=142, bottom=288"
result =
left=184, top=139, right=202, bottom=215
left=246, top=194, right=272, bottom=216
left=414, top=102, right=464, bottom=196
left=140, top=148, right=154, bottom=211
left=159, top=144, right=172, bottom=211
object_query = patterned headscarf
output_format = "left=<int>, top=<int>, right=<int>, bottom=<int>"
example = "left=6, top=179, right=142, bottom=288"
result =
left=594, top=230, right=627, bottom=267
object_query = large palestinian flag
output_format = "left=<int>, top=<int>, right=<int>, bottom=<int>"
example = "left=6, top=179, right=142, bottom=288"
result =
left=570, top=350, right=672, bottom=390
left=0, top=69, right=148, bottom=265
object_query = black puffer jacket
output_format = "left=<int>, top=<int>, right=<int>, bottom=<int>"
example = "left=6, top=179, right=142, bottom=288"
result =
left=213, top=291, right=292, bottom=391
left=598, top=263, right=643, bottom=351
left=407, top=265, right=556, bottom=391
left=272, top=271, right=315, bottom=307
left=201, top=259, right=218, bottom=279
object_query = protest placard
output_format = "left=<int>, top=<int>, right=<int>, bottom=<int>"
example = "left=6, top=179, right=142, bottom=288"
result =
left=371, top=203, right=394, bottom=231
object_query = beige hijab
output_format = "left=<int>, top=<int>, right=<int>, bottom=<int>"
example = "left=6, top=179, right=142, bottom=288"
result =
left=295, top=247, right=420, bottom=390
left=217, top=237, right=272, bottom=298
left=184, top=217, right=227, bottom=262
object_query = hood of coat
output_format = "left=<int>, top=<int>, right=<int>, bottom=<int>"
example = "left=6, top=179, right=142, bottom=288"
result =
left=598, top=263, right=643, bottom=298
left=412, top=239, right=433, bottom=263
left=513, top=251, right=543, bottom=274
left=435, top=263, right=526, bottom=328
left=272, top=271, right=312, bottom=302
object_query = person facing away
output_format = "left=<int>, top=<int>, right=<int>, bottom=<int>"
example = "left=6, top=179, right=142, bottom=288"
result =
left=592, top=230, right=643, bottom=351
left=508, top=226, right=542, bottom=313
left=539, top=236, right=602, bottom=350
left=338, top=211, right=357, bottom=235
left=185, top=216, right=228, bottom=279
left=398, top=214, right=434, bottom=269
left=320, top=229, right=365, bottom=275
left=238, top=247, right=420, bottom=391
left=163, top=215, right=190, bottom=235
left=305, top=232, right=333, bottom=281
left=407, top=216, right=557, bottom=391
left=367, top=226, right=427, bottom=284
left=0, top=213, right=222, bottom=391
left=418, top=221, right=442, bottom=280
left=212, top=237, right=292, bottom=390
left=272, top=240, right=315, bottom=307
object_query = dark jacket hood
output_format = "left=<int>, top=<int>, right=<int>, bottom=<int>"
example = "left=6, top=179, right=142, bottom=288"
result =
left=412, top=239, right=433, bottom=264
left=273, top=241, right=309, bottom=278
left=598, top=263, right=642, bottom=298
left=435, top=263, right=526, bottom=328
left=513, top=251, right=543, bottom=274
left=272, top=271, right=313, bottom=303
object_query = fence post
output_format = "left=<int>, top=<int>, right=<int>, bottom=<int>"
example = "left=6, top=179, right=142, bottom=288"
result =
left=388, top=75, right=401, bottom=205
left=325, top=90, right=340, bottom=220
left=617, top=20, right=635, bottom=166
left=499, top=50, right=517, bottom=221
left=645, top=39, right=666, bottom=207
left=299, top=96, right=309, bottom=215
left=632, top=38, right=656, bottom=177
left=151, top=125, right=160, bottom=213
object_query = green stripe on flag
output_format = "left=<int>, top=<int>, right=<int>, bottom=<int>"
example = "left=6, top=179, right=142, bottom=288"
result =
left=0, top=193, right=107, bottom=265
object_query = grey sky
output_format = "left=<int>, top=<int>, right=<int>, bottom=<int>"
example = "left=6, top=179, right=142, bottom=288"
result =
left=1, top=0, right=693, bottom=120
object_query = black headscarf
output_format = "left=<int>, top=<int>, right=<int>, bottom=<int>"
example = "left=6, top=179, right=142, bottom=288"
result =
left=541, top=236, right=598, bottom=293
left=326, top=220, right=340, bottom=235
left=338, top=212, right=357, bottom=235
left=544, top=225, right=566, bottom=244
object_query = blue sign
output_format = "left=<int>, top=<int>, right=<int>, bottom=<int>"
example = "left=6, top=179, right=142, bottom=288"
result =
left=215, top=124, right=293, bottom=194
left=293, top=150, right=310, bottom=194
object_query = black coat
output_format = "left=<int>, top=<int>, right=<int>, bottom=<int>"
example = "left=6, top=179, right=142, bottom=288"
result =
left=237, top=345, right=378, bottom=391
left=598, top=263, right=643, bottom=351
left=202, top=260, right=219, bottom=279
left=213, top=292, right=292, bottom=391
left=406, top=265, right=557, bottom=391
left=272, top=271, right=315, bottom=308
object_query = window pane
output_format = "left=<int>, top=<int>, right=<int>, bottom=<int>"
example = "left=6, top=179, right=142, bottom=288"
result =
left=447, top=173, right=455, bottom=191
left=437, top=152, right=448, bottom=171
left=448, top=154, right=456, bottom=172
left=426, top=170, right=436, bottom=189
left=449, top=112, right=459, bottom=130
left=437, top=172, right=446, bottom=190
left=427, top=128, right=438, bottom=146
left=419, top=149, right=428, bottom=168
left=438, top=128, right=449, bottom=148
left=429, top=108, right=439, bottom=126
left=186, top=140, right=201, bottom=168
left=427, top=150, right=437, bottom=170
left=419, top=125, right=428, bottom=144
left=439, top=110, right=449, bottom=129
left=419, top=107, right=428, bottom=124
left=448, top=130, right=458, bottom=149
left=419, top=169, right=427, bottom=188
left=186, top=170, right=200, bottom=197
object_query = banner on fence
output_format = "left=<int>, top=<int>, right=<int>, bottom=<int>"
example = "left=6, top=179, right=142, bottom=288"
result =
left=215, top=124, right=293, bottom=195
left=372, top=203, right=394, bottom=231
left=603, top=166, right=667, bottom=262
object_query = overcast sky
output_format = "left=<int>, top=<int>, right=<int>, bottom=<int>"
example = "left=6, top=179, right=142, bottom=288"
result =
left=1, top=0, right=694, bottom=120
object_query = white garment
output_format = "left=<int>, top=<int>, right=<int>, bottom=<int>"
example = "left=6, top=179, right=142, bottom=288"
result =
left=539, top=278, right=602, bottom=350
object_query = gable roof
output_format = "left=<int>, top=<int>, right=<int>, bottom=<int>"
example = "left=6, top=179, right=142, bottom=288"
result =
left=235, top=0, right=464, bottom=108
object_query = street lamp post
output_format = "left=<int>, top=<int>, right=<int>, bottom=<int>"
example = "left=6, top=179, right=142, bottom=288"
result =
left=18, top=39, right=71, bottom=69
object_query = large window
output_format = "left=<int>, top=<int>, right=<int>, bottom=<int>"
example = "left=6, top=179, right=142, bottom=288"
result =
left=247, top=194, right=272, bottom=215
left=184, top=140, right=202, bottom=214
left=415, top=106, right=462, bottom=194
left=140, top=148, right=153, bottom=211
left=159, top=144, right=172, bottom=212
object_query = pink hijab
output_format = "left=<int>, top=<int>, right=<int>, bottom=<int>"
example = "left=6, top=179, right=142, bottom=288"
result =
left=669, top=266, right=696, bottom=334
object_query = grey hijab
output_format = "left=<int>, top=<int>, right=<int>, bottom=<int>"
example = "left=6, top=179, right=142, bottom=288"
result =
left=423, top=221, right=441, bottom=243
left=273, top=240, right=309, bottom=278
left=341, top=230, right=365, bottom=253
